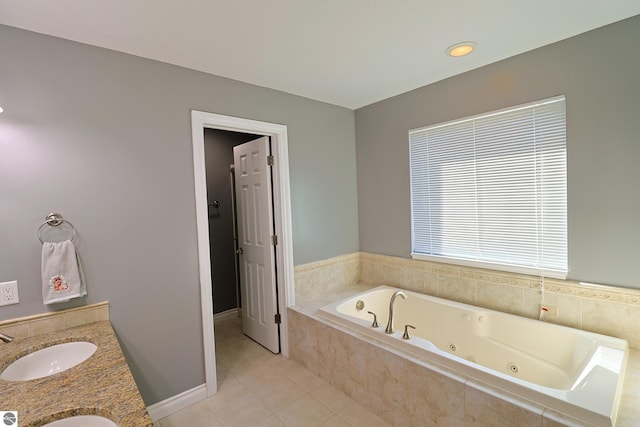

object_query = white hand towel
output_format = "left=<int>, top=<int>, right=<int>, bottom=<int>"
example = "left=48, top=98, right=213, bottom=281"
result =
left=42, top=240, right=87, bottom=305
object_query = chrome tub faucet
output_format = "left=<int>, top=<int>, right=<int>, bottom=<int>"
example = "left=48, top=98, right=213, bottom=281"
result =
left=385, top=291, right=407, bottom=334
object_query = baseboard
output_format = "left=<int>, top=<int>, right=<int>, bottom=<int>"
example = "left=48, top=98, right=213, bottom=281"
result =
left=146, top=384, right=208, bottom=421
left=147, top=309, right=241, bottom=421
left=213, top=308, right=241, bottom=322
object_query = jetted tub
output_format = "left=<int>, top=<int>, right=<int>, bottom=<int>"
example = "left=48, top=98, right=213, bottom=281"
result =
left=318, top=285, right=628, bottom=427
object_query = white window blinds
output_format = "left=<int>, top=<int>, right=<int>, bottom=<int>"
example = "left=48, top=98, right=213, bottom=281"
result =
left=409, top=96, right=567, bottom=277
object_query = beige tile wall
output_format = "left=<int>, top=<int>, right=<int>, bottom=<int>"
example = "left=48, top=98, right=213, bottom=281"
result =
left=293, top=253, right=361, bottom=303
left=292, top=253, right=640, bottom=426
left=0, top=302, right=109, bottom=339
left=294, top=252, right=640, bottom=348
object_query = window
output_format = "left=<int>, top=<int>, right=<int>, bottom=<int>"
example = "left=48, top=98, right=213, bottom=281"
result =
left=409, top=96, right=567, bottom=278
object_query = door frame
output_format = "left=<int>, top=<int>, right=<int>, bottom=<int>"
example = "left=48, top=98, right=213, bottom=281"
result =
left=191, top=110, right=295, bottom=396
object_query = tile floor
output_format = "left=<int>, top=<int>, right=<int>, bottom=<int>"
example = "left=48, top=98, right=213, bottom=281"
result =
left=156, top=316, right=392, bottom=427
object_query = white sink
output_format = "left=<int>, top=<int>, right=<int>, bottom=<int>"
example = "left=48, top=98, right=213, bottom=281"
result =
left=0, top=341, right=97, bottom=381
left=43, top=415, right=117, bottom=426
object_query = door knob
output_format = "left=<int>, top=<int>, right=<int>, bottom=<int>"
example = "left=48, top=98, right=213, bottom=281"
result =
left=236, top=248, right=243, bottom=255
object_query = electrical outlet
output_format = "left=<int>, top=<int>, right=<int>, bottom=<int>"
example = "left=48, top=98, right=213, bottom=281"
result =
left=542, top=305, right=558, bottom=316
left=0, top=281, right=19, bottom=306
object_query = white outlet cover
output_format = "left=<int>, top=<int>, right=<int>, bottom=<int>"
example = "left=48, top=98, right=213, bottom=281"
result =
left=0, top=280, right=19, bottom=306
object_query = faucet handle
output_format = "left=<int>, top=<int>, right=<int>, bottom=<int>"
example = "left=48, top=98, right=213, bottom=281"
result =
left=367, top=311, right=379, bottom=328
left=402, top=324, right=416, bottom=340
left=0, top=332, right=15, bottom=343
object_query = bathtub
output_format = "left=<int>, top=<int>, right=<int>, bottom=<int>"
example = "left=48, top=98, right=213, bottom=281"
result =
left=317, top=285, right=628, bottom=427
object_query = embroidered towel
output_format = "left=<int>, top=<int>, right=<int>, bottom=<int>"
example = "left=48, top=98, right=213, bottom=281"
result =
left=42, top=240, right=86, bottom=304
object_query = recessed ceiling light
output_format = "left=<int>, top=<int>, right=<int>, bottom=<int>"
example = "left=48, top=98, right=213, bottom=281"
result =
left=446, top=42, right=477, bottom=57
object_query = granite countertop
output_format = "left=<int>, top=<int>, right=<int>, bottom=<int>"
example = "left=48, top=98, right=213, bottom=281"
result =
left=0, top=321, right=152, bottom=427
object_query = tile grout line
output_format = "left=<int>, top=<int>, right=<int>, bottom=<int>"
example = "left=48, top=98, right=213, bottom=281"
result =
left=159, top=317, right=382, bottom=426
left=217, top=319, right=358, bottom=427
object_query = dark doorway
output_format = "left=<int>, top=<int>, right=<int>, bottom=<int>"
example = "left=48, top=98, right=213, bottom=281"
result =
left=204, top=128, right=258, bottom=315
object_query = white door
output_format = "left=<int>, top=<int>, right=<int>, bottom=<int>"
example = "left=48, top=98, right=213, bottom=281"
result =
left=234, top=136, right=280, bottom=353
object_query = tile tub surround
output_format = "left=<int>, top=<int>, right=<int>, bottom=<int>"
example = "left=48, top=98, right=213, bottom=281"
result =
left=294, top=252, right=640, bottom=349
left=294, top=252, right=361, bottom=304
left=0, top=321, right=152, bottom=427
left=288, top=307, right=640, bottom=427
left=292, top=253, right=640, bottom=426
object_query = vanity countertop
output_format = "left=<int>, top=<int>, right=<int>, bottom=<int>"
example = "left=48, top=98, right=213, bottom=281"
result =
left=0, top=320, right=152, bottom=427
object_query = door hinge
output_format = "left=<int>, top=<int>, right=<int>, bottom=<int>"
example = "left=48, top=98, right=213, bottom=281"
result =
left=267, top=155, right=274, bottom=166
left=274, top=313, right=281, bottom=324
left=271, top=235, right=278, bottom=245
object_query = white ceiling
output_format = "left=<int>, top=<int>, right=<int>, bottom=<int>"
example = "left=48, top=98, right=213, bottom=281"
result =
left=1, top=1, right=639, bottom=109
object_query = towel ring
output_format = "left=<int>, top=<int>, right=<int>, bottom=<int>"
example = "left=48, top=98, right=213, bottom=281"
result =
left=37, top=213, right=78, bottom=243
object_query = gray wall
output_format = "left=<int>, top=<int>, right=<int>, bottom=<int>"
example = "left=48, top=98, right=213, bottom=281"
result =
left=204, top=129, right=256, bottom=314
left=0, top=24, right=358, bottom=404
left=355, top=15, right=640, bottom=288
